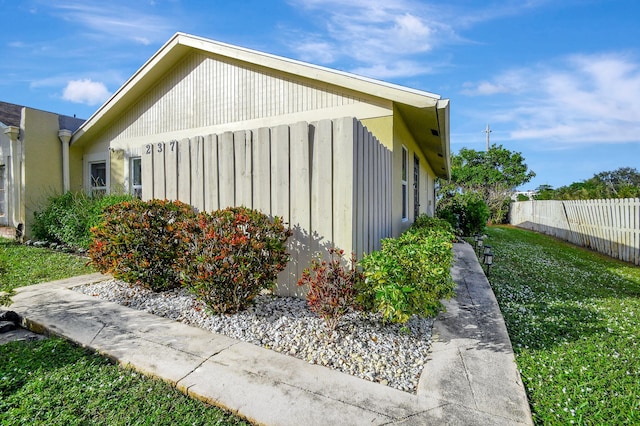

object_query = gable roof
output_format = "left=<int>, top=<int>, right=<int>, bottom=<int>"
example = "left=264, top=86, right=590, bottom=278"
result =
left=73, top=32, right=450, bottom=177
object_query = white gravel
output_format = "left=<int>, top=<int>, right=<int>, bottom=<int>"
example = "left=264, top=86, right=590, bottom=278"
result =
left=74, top=279, right=434, bottom=393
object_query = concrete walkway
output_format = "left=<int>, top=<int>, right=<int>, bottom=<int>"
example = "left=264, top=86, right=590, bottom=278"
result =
left=8, top=242, right=532, bottom=425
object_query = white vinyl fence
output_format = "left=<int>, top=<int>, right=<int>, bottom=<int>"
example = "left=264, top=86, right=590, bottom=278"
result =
left=510, top=199, right=640, bottom=266
left=141, top=117, right=393, bottom=296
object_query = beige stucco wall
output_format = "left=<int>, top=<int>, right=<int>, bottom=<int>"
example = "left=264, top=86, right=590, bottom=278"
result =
left=110, top=149, right=126, bottom=193
left=390, top=108, right=435, bottom=237
left=363, top=113, right=437, bottom=237
left=22, top=108, right=64, bottom=237
left=68, top=146, right=84, bottom=192
left=361, top=116, right=393, bottom=151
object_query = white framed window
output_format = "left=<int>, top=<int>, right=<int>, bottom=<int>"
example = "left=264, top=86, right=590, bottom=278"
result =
left=401, top=145, right=408, bottom=221
left=84, top=153, right=109, bottom=196
left=130, top=156, right=142, bottom=198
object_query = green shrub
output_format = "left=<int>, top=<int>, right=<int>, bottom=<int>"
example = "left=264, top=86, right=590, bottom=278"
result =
left=297, top=248, right=363, bottom=332
left=88, top=199, right=195, bottom=291
left=358, top=223, right=455, bottom=324
left=408, top=214, right=456, bottom=239
left=436, top=192, right=489, bottom=236
left=180, top=207, right=291, bottom=314
left=33, top=191, right=134, bottom=249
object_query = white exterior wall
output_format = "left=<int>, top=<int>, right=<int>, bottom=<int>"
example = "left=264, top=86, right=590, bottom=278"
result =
left=92, top=51, right=391, bottom=152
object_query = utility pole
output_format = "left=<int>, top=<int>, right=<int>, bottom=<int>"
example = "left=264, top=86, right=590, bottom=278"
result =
left=484, top=124, right=492, bottom=151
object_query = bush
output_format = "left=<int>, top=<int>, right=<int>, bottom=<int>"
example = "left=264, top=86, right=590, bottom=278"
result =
left=358, top=221, right=455, bottom=323
left=88, top=199, right=195, bottom=291
left=180, top=207, right=291, bottom=314
left=408, top=214, right=456, bottom=240
left=297, top=248, right=363, bottom=332
left=33, top=191, right=134, bottom=249
left=436, top=192, right=489, bottom=236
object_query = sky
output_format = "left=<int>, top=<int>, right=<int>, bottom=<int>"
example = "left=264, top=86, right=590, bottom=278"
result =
left=1, top=0, right=639, bottom=190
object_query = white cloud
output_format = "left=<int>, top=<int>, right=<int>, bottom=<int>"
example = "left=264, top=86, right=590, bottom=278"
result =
left=351, top=60, right=431, bottom=79
left=462, top=53, right=640, bottom=146
left=62, top=79, right=111, bottom=105
left=285, top=0, right=452, bottom=79
left=285, top=0, right=551, bottom=80
left=47, top=2, right=172, bottom=45
left=291, top=40, right=337, bottom=64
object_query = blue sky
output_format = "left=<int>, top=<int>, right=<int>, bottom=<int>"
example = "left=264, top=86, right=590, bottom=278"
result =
left=1, top=0, right=639, bottom=190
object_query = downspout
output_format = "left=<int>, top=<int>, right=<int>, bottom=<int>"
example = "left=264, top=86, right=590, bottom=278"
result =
left=3, top=125, right=21, bottom=230
left=58, top=129, right=72, bottom=192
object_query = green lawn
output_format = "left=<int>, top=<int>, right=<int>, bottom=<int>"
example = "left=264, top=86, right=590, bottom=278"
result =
left=0, top=239, right=249, bottom=425
left=0, top=238, right=94, bottom=292
left=0, top=338, right=249, bottom=425
left=486, top=226, right=640, bottom=425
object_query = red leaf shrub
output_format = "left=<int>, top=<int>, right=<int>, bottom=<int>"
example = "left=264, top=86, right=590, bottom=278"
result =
left=180, top=207, right=292, bottom=314
left=88, top=199, right=195, bottom=291
left=297, top=248, right=363, bottom=332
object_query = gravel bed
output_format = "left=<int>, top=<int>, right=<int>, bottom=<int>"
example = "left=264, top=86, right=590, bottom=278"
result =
left=74, top=279, right=434, bottom=393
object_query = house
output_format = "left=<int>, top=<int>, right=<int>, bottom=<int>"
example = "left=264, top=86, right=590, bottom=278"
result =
left=70, top=32, right=451, bottom=295
left=0, top=101, right=84, bottom=239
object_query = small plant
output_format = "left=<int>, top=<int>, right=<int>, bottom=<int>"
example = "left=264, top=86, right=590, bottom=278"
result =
left=436, top=191, right=489, bottom=236
left=88, top=199, right=195, bottom=291
left=33, top=191, right=134, bottom=249
left=358, top=220, right=455, bottom=323
left=180, top=207, right=291, bottom=314
left=297, top=247, right=363, bottom=332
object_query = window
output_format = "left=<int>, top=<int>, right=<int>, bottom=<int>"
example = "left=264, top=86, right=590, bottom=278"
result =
left=130, top=157, right=142, bottom=198
left=85, top=153, right=109, bottom=195
left=401, top=146, right=408, bottom=221
left=90, top=161, right=107, bottom=195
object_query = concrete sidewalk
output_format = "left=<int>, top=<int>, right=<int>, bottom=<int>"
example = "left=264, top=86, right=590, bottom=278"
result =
left=8, top=242, right=532, bottom=425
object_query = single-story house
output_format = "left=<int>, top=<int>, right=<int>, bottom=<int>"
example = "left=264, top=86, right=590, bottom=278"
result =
left=67, top=32, right=449, bottom=295
left=0, top=101, right=84, bottom=239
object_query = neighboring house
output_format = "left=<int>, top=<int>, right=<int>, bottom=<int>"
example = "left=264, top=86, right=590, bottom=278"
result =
left=70, top=32, right=451, bottom=295
left=0, top=101, right=84, bottom=239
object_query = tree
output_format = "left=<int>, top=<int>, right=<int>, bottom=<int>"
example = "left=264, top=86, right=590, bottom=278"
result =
left=534, top=184, right=555, bottom=200
left=591, top=167, right=640, bottom=198
left=438, top=144, right=536, bottom=225
left=539, top=167, right=640, bottom=200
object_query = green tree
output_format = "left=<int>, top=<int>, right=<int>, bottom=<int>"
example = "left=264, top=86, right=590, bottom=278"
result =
left=543, top=167, right=640, bottom=200
left=534, top=184, right=555, bottom=200
left=438, top=144, right=535, bottom=224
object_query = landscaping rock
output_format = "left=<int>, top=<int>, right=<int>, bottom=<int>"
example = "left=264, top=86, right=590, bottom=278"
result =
left=0, top=321, right=17, bottom=333
left=0, top=310, right=20, bottom=323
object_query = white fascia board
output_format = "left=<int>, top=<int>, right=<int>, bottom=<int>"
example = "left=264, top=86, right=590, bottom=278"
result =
left=437, top=99, right=451, bottom=179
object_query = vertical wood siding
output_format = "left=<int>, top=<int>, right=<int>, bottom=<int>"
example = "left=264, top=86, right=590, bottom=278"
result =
left=510, top=199, right=640, bottom=266
left=140, top=117, right=392, bottom=296
left=102, top=52, right=365, bottom=143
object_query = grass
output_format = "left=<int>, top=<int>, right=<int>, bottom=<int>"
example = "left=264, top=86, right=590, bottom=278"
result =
left=0, top=337, right=250, bottom=425
left=0, top=238, right=94, bottom=294
left=1, top=239, right=250, bottom=425
left=485, top=226, right=640, bottom=425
